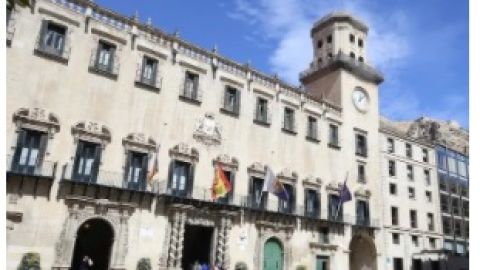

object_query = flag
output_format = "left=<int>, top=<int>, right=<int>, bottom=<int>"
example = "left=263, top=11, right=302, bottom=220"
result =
left=147, top=145, right=160, bottom=185
left=262, top=167, right=289, bottom=201
left=211, top=164, right=232, bottom=200
left=335, top=173, right=351, bottom=220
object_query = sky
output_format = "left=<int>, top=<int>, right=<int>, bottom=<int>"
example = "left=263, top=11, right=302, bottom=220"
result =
left=96, top=0, right=469, bottom=128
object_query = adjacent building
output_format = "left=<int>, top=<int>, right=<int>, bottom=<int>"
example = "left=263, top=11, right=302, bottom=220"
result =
left=6, top=1, right=385, bottom=270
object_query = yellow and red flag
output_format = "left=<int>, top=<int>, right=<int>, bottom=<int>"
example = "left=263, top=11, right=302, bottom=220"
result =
left=211, top=165, right=232, bottom=200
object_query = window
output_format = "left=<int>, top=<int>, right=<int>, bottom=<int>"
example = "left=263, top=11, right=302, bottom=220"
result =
left=250, top=177, right=267, bottom=209
left=457, top=160, right=467, bottom=178
left=139, top=56, right=158, bottom=86
left=357, top=163, right=366, bottom=183
left=73, top=140, right=102, bottom=182
left=437, top=150, right=447, bottom=171
left=327, top=52, right=333, bottom=59
left=319, top=228, right=329, bottom=244
left=95, top=41, right=116, bottom=73
left=358, top=56, right=364, bottom=62
left=282, top=107, right=296, bottom=133
left=387, top=138, right=395, bottom=153
left=406, top=143, right=412, bottom=158
left=408, top=187, right=415, bottom=199
left=391, top=207, right=399, bottom=226
left=427, top=213, right=434, bottom=231
left=392, top=233, right=400, bottom=244
left=448, top=155, right=457, bottom=174
left=305, top=189, right=320, bottom=218
left=450, top=181, right=458, bottom=194
left=329, top=194, right=342, bottom=221
left=451, top=198, right=460, bottom=215
left=39, top=21, right=66, bottom=56
left=442, top=217, right=452, bottom=235
left=216, top=170, right=235, bottom=204
left=11, top=129, right=48, bottom=174
left=463, top=201, right=469, bottom=217
left=424, top=170, right=431, bottom=185
left=422, top=148, right=429, bottom=162
left=460, top=185, right=468, bottom=197
left=454, top=219, right=462, bottom=237
left=429, top=238, right=436, bottom=249
left=255, top=97, right=270, bottom=124
left=328, top=124, right=339, bottom=148
left=388, top=160, right=396, bottom=177
left=355, top=133, right=367, bottom=157
left=7, top=5, right=12, bottom=26
left=182, top=71, right=200, bottom=101
left=306, top=116, right=319, bottom=141
left=317, top=40, right=323, bottom=48
left=125, top=151, right=148, bottom=191
left=410, top=210, right=417, bottom=228
left=350, top=52, right=355, bottom=59
left=358, top=39, right=364, bottom=48
left=411, top=235, right=419, bottom=247
left=407, top=165, right=414, bottom=181
left=440, top=194, right=449, bottom=212
left=439, top=174, right=447, bottom=191
left=425, top=191, right=432, bottom=202
left=327, top=34, right=332, bottom=43
left=168, top=160, right=194, bottom=197
left=349, top=34, right=355, bottom=43
left=222, top=86, right=241, bottom=115
left=465, top=221, right=469, bottom=238
left=278, top=184, right=295, bottom=214
left=356, top=200, right=370, bottom=226
left=389, top=183, right=397, bottom=195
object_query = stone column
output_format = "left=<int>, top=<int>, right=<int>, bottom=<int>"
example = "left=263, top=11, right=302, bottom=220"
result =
left=223, top=218, right=232, bottom=269
left=174, top=212, right=186, bottom=268
left=216, top=217, right=226, bottom=267
left=167, top=212, right=181, bottom=268
left=112, top=212, right=128, bottom=268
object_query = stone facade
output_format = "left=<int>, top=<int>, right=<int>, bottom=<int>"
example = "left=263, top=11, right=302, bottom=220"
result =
left=5, top=1, right=467, bottom=270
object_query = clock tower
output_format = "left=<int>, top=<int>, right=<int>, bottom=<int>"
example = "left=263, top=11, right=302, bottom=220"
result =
left=299, top=12, right=386, bottom=270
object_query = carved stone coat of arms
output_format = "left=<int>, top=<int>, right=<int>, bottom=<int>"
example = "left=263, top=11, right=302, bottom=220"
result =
left=193, top=113, right=222, bottom=146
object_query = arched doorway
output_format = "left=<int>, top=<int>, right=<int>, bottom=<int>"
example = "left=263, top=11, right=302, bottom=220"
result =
left=263, top=238, right=283, bottom=270
left=71, top=218, right=114, bottom=270
left=349, top=234, right=377, bottom=270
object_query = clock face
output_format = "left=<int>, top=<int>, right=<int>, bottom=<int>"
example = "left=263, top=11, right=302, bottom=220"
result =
left=352, top=88, right=369, bottom=112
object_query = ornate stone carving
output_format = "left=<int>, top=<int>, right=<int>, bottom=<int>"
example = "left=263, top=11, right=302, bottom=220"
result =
left=213, top=154, right=239, bottom=170
left=354, top=187, right=371, bottom=199
left=122, top=132, right=157, bottom=153
left=193, top=113, right=222, bottom=146
left=277, top=168, right=297, bottom=183
left=303, top=176, right=322, bottom=188
left=13, top=107, right=60, bottom=134
left=71, top=120, right=111, bottom=144
left=326, top=181, right=342, bottom=193
left=169, top=143, right=199, bottom=163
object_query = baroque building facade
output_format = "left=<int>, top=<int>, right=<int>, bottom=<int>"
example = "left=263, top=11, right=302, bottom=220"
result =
left=5, top=1, right=468, bottom=270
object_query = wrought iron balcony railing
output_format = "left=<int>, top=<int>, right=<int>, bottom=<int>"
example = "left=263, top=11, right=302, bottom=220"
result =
left=6, top=155, right=57, bottom=179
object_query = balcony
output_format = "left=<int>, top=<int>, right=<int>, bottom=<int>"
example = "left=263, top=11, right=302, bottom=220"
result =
left=88, top=49, right=120, bottom=79
left=33, top=34, right=71, bottom=64
left=134, top=64, right=162, bottom=91
left=60, top=163, right=156, bottom=206
left=6, top=155, right=57, bottom=196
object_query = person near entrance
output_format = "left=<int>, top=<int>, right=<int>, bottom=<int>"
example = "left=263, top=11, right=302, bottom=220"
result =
left=79, top=255, right=93, bottom=270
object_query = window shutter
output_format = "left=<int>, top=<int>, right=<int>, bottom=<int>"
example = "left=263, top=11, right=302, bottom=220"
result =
left=91, top=144, right=102, bottom=183
left=315, top=192, right=320, bottom=217
left=140, top=56, right=147, bottom=81
left=291, top=186, right=296, bottom=212
left=95, top=42, right=102, bottom=68
left=140, top=154, right=149, bottom=190
left=187, top=163, right=195, bottom=196
left=72, top=140, right=85, bottom=180
left=124, top=151, right=133, bottom=185
left=37, top=133, right=48, bottom=167
left=12, top=129, right=27, bottom=171
left=235, top=89, right=241, bottom=114
left=152, top=60, right=158, bottom=84
left=223, top=87, right=228, bottom=110
left=193, top=75, right=199, bottom=100
left=366, top=201, right=370, bottom=221
left=108, top=46, right=115, bottom=72
left=39, top=20, right=49, bottom=48
left=167, top=160, right=175, bottom=190
left=304, top=189, right=308, bottom=213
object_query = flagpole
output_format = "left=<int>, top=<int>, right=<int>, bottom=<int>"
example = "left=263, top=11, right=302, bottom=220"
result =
left=334, top=172, right=348, bottom=220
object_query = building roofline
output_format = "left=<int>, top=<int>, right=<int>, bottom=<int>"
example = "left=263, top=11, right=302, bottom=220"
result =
left=311, top=11, right=369, bottom=35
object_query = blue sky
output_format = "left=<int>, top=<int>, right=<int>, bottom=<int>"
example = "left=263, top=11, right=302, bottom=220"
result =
left=97, top=0, right=469, bottom=128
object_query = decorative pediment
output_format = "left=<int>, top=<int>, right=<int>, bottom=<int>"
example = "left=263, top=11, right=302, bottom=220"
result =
left=355, top=187, right=371, bottom=199
left=169, top=143, right=199, bottom=163
left=122, top=132, right=157, bottom=153
left=247, top=162, right=266, bottom=178
left=213, top=154, right=239, bottom=170
left=326, top=181, right=342, bottom=193
left=13, top=107, right=60, bottom=134
left=277, top=168, right=298, bottom=183
left=71, top=121, right=111, bottom=144
left=303, top=176, right=322, bottom=189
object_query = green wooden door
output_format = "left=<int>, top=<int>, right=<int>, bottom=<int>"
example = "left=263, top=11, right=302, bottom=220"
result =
left=263, top=238, right=283, bottom=270
left=316, top=256, right=329, bottom=270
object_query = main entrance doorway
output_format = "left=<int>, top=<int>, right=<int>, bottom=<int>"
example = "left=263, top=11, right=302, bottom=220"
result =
left=349, top=234, right=377, bottom=270
left=263, top=238, right=283, bottom=270
left=182, top=224, right=214, bottom=269
left=71, top=218, right=114, bottom=270
left=316, top=256, right=329, bottom=270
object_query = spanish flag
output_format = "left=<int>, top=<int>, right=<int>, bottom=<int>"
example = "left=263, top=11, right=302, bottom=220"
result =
left=211, top=165, right=232, bottom=200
